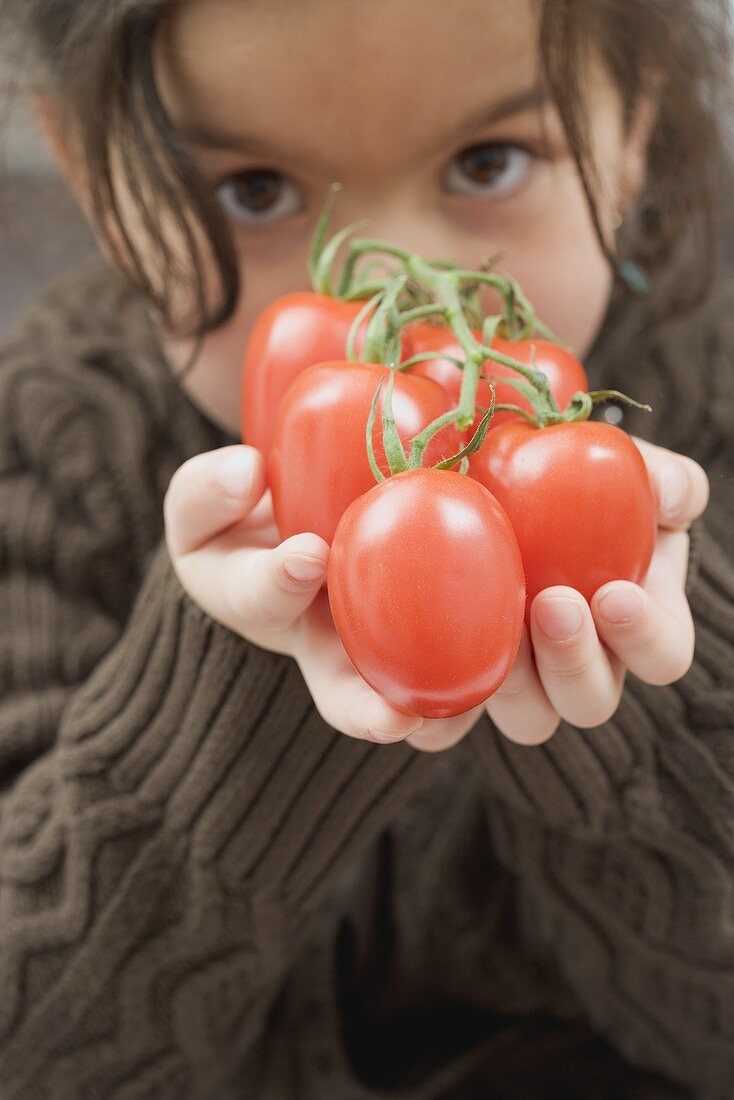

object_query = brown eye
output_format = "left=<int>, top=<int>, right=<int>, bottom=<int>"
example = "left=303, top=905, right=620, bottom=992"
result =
left=217, top=168, right=303, bottom=223
left=444, top=142, right=532, bottom=197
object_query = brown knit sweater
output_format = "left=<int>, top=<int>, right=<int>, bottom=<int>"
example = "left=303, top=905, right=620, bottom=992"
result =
left=0, top=260, right=732, bottom=1100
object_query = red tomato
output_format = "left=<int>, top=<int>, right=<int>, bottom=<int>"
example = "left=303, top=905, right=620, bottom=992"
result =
left=469, top=421, right=656, bottom=609
left=242, top=293, right=372, bottom=457
left=269, top=362, right=464, bottom=544
left=405, top=323, right=588, bottom=429
left=328, top=469, right=526, bottom=719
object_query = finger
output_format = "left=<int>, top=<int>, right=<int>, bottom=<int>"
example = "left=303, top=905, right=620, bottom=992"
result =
left=485, top=628, right=560, bottom=746
left=165, top=445, right=265, bottom=558
left=179, top=528, right=331, bottom=639
left=296, top=592, right=426, bottom=743
left=631, top=437, right=709, bottom=530
left=592, top=530, right=694, bottom=685
left=406, top=708, right=484, bottom=753
left=531, top=587, right=626, bottom=729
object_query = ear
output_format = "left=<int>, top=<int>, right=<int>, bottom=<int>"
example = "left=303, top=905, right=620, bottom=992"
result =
left=618, top=91, right=659, bottom=209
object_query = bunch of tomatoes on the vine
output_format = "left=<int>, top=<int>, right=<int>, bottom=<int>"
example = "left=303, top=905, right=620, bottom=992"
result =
left=241, top=187, right=656, bottom=722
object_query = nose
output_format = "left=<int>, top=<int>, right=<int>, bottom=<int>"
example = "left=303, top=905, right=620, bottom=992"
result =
left=329, top=196, right=459, bottom=281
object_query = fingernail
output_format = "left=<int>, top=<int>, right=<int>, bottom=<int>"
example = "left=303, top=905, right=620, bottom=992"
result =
left=660, top=460, right=688, bottom=519
left=598, top=587, right=643, bottom=624
left=218, top=451, right=253, bottom=498
left=366, top=728, right=411, bottom=744
left=284, top=554, right=328, bottom=583
left=535, top=597, right=584, bottom=640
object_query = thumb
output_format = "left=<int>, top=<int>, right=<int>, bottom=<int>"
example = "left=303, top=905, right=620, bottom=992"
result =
left=165, top=445, right=265, bottom=559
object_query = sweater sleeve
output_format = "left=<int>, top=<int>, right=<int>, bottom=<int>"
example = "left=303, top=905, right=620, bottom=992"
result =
left=0, top=358, right=433, bottom=1099
left=471, top=519, right=734, bottom=1098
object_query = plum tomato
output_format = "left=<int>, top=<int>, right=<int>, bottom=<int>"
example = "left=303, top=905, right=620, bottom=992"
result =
left=242, top=293, right=372, bottom=457
left=328, top=468, right=526, bottom=719
left=269, top=361, right=465, bottom=544
left=469, top=420, right=656, bottom=609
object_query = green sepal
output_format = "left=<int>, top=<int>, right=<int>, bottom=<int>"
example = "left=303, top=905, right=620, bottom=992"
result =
left=431, top=386, right=497, bottom=471
left=346, top=289, right=385, bottom=362
left=339, top=260, right=392, bottom=302
left=562, top=391, right=594, bottom=423
left=362, top=275, right=407, bottom=365
left=408, top=407, right=464, bottom=468
left=365, top=382, right=387, bottom=483
left=314, top=219, right=370, bottom=296
left=504, top=279, right=520, bottom=339
left=309, top=184, right=340, bottom=289
left=587, top=389, right=653, bottom=413
left=481, top=315, right=502, bottom=346
left=381, top=369, right=410, bottom=476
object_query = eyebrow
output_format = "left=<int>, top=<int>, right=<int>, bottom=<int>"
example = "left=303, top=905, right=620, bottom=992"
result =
left=180, top=85, right=550, bottom=156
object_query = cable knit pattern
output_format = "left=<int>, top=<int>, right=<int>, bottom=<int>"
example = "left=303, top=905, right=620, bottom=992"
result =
left=0, top=260, right=731, bottom=1099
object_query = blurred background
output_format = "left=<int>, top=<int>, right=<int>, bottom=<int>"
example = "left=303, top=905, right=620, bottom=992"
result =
left=0, top=73, right=97, bottom=337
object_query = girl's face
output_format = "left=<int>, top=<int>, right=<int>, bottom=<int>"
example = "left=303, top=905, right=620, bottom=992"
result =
left=147, top=0, right=651, bottom=436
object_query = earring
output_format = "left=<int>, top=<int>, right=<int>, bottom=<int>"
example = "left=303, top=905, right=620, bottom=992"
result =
left=611, top=204, right=651, bottom=295
left=617, top=259, right=652, bottom=295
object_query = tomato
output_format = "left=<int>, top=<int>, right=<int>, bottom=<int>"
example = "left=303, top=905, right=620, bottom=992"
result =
left=405, top=323, right=588, bottom=429
left=242, top=293, right=373, bottom=457
left=269, top=361, right=464, bottom=544
left=328, top=469, right=526, bottom=719
left=469, top=421, right=656, bottom=609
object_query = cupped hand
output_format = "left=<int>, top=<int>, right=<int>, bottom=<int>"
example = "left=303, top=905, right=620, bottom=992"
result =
left=164, top=445, right=482, bottom=749
left=470, top=437, right=709, bottom=750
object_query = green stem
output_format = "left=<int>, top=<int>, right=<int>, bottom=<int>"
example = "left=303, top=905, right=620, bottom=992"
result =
left=493, top=403, right=540, bottom=425
left=397, top=303, right=451, bottom=327
left=399, top=351, right=465, bottom=372
left=337, top=237, right=413, bottom=298
left=403, top=256, right=557, bottom=429
left=404, top=256, right=486, bottom=430
left=362, top=275, right=407, bottom=364
left=343, top=281, right=393, bottom=302
left=450, top=269, right=563, bottom=344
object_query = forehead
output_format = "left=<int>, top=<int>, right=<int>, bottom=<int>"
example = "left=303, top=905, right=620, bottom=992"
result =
left=157, top=0, right=542, bottom=169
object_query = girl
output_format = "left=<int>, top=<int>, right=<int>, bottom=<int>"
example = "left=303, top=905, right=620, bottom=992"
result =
left=0, top=0, right=731, bottom=1096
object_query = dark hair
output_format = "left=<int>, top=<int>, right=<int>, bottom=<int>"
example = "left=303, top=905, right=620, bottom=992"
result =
left=1, top=0, right=732, bottom=338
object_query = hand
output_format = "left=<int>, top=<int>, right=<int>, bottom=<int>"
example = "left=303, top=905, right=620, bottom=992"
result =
left=165, top=445, right=481, bottom=748
left=469, top=437, right=710, bottom=749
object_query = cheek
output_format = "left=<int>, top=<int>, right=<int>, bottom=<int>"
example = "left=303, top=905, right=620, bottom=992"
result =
left=477, top=172, right=615, bottom=359
left=207, top=249, right=303, bottom=364
left=498, top=68, right=627, bottom=356
left=173, top=247, right=312, bottom=436
left=511, top=235, right=613, bottom=359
